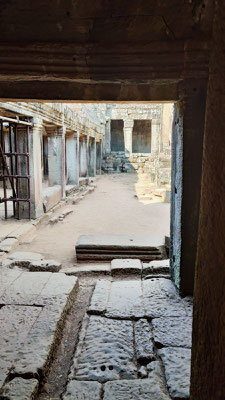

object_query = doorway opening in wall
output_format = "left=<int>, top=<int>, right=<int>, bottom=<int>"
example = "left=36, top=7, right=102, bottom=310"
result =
left=0, top=101, right=174, bottom=266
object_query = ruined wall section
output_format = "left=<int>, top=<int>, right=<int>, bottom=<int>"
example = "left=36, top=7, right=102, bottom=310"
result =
left=98, top=103, right=173, bottom=188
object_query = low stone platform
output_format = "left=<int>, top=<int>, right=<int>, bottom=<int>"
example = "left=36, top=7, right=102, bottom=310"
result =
left=75, top=234, right=166, bottom=261
left=0, top=266, right=79, bottom=398
left=65, top=278, right=192, bottom=399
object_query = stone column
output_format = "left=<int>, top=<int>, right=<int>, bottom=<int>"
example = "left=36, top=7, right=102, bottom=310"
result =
left=191, top=3, right=225, bottom=398
left=170, top=78, right=207, bottom=296
left=17, top=117, right=43, bottom=219
left=123, top=120, right=133, bottom=154
left=151, top=120, right=161, bottom=154
left=48, top=126, right=66, bottom=198
left=88, top=137, right=96, bottom=177
left=66, top=131, right=79, bottom=185
left=105, top=119, right=111, bottom=154
left=79, top=135, right=88, bottom=177
left=96, top=140, right=102, bottom=174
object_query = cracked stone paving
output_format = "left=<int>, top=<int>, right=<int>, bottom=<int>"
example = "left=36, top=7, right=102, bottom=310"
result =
left=0, top=254, right=192, bottom=400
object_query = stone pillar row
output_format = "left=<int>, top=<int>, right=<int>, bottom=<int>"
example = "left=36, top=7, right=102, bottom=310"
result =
left=20, top=122, right=101, bottom=219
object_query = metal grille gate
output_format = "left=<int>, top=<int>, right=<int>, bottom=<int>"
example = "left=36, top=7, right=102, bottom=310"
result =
left=0, top=116, right=32, bottom=219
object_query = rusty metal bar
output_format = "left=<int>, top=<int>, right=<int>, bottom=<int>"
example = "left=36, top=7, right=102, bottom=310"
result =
left=27, top=125, right=31, bottom=219
left=0, top=115, right=32, bottom=126
left=0, top=118, right=32, bottom=220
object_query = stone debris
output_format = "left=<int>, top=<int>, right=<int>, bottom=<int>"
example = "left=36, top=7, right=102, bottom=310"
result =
left=111, top=258, right=142, bottom=276
left=29, top=259, right=62, bottom=272
left=63, top=380, right=102, bottom=400
left=1, top=377, right=39, bottom=400
left=152, top=316, right=192, bottom=348
left=0, top=238, right=18, bottom=253
left=72, top=315, right=136, bottom=382
left=142, top=258, right=170, bottom=277
left=138, top=366, right=148, bottom=378
left=0, top=360, right=11, bottom=389
left=49, top=208, right=73, bottom=225
left=158, top=347, right=191, bottom=399
left=134, top=319, right=155, bottom=364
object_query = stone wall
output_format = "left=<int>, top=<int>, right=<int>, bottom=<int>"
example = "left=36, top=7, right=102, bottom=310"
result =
left=99, top=103, right=173, bottom=188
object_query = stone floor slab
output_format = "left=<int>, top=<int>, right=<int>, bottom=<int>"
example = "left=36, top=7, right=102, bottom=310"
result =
left=63, top=381, right=102, bottom=400
left=143, top=278, right=186, bottom=318
left=0, top=305, right=42, bottom=362
left=3, top=251, right=43, bottom=268
left=158, top=347, right=191, bottom=399
left=88, top=280, right=111, bottom=315
left=105, top=280, right=144, bottom=319
left=134, top=319, right=155, bottom=364
left=61, top=264, right=111, bottom=276
left=0, top=238, right=18, bottom=253
left=1, top=377, right=39, bottom=400
left=103, top=375, right=170, bottom=400
left=0, top=271, right=52, bottom=305
left=142, top=259, right=170, bottom=277
left=72, top=315, right=136, bottom=382
left=152, top=316, right=192, bottom=348
left=111, top=259, right=142, bottom=276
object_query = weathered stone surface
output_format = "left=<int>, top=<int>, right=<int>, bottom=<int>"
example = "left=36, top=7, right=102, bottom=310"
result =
left=76, top=234, right=164, bottom=249
left=88, top=280, right=111, bottom=315
left=1, top=377, right=39, bottom=400
left=158, top=347, right=191, bottom=399
left=3, top=251, right=43, bottom=268
left=105, top=281, right=144, bottom=319
left=0, top=238, right=18, bottom=253
left=29, top=259, right=61, bottom=272
left=134, top=319, right=155, bottom=364
left=0, top=267, right=78, bottom=379
left=152, top=316, right=192, bottom=348
left=142, top=259, right=170, bottom=277
left=72, top=315, right=136, bottom=382
left=103, top=368, right=170, bottom=400
left=182, top=296, right=193, bottom=317
left=63, top=381, right=102, bottom=400
left=0, top=271, right=52, bottom=305
left=0, top=305, right=42, bottom=362
left=138, top=366, right=148, bottom=378
left=111, top=258, right=142, bottom=276
left=61, top=263, right=111, bottom=276
left=0, top=360, right=11, bottom=389
left=143, top=278, right=186, bottom=318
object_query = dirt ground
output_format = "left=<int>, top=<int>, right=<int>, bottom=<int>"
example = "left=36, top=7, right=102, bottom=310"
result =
left=19, top=174, right=170, bottom=267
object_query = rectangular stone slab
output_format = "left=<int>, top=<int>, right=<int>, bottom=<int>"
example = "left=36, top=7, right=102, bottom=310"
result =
left=143, top=278, right=187, bottom=318
left=103, top=377, right=171, bottom=400
left=1, top=377, right=39, bottom=400
left=111, top=259, right=142, bottom=276
left=152, top=316, right=192, bottom=348
left=105, top=281, right=144, bottom=319
left=134, top=319, right=155, bottom=363
left=63, top=381, right=102, bottom=400
left=76, top=234, right=164, bottom=249
left=72, top=315, right=137, bottom=382
left=158, top=347, right=191, bottom=399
